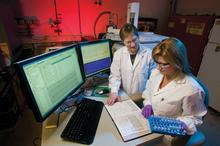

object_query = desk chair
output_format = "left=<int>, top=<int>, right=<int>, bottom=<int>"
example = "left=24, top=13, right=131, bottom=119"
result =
left=185, top=77, right=209, bottom=146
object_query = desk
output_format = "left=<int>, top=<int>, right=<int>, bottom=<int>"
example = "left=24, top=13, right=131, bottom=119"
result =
left=41, top=95, right=162, bottom=146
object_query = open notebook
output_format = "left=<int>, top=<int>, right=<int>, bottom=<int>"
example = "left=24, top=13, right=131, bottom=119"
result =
left=105, top=99, right=151, bottom=141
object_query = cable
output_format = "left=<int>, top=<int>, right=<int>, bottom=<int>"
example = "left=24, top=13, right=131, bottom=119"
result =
left=115, top=13, right=119, bottom=27
left=77, top=0, right=82, bottom=37
left=93, top=11, right=111, bottom=39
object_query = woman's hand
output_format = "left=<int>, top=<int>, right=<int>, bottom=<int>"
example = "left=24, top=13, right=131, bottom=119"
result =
left=107, top=93, right=121, bottom=105
left=181, top=121, right=187, bottom=130
left=142, top=105, right=154, bottom=118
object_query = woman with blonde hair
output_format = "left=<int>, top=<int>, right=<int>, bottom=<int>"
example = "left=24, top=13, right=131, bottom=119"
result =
left=142, top=37, right=207, bottom=145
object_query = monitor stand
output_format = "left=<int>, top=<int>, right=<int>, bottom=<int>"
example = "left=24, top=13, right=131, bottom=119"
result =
left=45, top=113, right=61, bottom=129
left=45, top=97, right=78, bottom=129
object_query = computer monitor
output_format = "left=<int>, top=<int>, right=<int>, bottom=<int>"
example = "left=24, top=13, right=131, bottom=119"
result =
left=78, top=39, right=112, bottom=78
left=15, top=44, right=85, bottom=122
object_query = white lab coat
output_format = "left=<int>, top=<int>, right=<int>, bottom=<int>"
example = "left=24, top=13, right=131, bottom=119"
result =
left=143, top=69, right=207, bottom=135
left=109, top=45, right=155, bottom=95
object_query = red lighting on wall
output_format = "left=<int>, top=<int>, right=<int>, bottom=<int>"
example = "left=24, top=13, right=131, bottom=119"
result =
left=19, top=0, right=124, bottom=39
left=94, top=0, right=102, bottom=6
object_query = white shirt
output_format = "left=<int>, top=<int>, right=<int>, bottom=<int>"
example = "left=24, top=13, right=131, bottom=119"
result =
left=109, top=45, right=155, bottom=95
left=143, top=69, right=207, bottom=135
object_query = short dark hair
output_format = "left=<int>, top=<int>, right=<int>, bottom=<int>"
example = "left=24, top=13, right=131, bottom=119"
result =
left=119, top=23, right=139, bottom=41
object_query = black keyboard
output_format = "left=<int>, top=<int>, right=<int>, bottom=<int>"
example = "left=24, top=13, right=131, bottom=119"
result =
left=61, top=98, right=104, bottom=144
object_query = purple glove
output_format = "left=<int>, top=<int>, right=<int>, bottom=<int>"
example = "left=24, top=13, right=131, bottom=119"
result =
left=142, top=105, right=153, bottom=118
left=181, top=121, right=187, bottom=130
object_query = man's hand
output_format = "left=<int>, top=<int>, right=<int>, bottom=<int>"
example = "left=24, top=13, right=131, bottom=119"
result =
left=107, top=93, right=121, bottom=105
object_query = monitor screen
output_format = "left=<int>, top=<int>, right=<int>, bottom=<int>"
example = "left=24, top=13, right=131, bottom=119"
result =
left=79, top=39, right=112, bottom=78
left=15, top=44, right=84, bottom=122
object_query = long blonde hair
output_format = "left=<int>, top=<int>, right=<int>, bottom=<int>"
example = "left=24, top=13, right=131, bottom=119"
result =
left=152, top=37, right=191, bottom=76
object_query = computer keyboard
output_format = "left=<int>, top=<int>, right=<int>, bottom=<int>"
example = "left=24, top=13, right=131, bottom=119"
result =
left=148, top=115, right=186, bottom=136
left=61, top=98, right=104, bottom=144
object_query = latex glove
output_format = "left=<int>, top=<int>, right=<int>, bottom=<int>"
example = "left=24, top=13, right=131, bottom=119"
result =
left=181, top=121, right=187, bottom=130
left=107, top=93, right=121, bottom=105
left=142, top=105, right=153, bottom=118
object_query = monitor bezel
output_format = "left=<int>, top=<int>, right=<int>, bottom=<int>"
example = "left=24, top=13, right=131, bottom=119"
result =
left=15, top=44, right=85, bottom=122
left=78, top=39, right=113, bottom=78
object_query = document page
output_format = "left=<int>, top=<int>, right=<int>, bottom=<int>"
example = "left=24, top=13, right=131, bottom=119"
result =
left=105, top=99, right=151, bottom=141
left=105, top=99, right=140, bottom=118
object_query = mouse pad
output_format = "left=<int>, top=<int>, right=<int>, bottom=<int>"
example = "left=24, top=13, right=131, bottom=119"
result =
left=92, top=86, right=110, bottom=97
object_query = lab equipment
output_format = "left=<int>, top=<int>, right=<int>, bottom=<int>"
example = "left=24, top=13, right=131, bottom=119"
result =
left=148, top=115, right=186, bottom=136
left=127, top=2, right=140, bottom=28
left=93, top=11, right=117, bottom=39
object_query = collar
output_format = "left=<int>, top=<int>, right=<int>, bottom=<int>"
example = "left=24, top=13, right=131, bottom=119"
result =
left=175, top=77, right=187, bottom=84
left=122, top=44, right=147, bottom=55
left=153, top=71, right=187, bottom=95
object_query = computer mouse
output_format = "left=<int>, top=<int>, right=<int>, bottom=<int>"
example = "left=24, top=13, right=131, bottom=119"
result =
left=96, top=89, right=109, bottom=95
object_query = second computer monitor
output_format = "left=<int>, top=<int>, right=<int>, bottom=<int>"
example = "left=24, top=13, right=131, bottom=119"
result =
left=79, top=39, right=112, bottom=78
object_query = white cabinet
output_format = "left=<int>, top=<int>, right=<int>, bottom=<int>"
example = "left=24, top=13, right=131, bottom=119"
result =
left=198, top=43, right=220, bottom=111
left=198, top=18, right=220, bottom=111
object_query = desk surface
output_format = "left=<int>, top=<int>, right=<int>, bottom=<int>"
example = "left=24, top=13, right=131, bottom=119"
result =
left=41, top=94, right=162, bottom=146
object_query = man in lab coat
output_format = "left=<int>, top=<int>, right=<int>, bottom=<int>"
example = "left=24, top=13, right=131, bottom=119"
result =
left=107, top=23, right=155, bottom=105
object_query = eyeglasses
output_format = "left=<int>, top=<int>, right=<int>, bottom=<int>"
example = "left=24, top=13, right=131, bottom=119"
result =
left=155, top=61, right=170, bottom=68
left=124, top=38, right=139, bottom=46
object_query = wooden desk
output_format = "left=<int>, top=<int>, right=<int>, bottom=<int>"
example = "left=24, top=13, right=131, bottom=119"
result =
left=41, top=95, right=162, bottom=146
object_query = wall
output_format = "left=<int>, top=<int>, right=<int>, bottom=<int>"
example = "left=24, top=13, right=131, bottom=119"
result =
left=0, top=1, right=22, bottom=57
left=176, top=0, right=220, bottom=15
left=140, top=0, right=170, bottom=34
left=18, top=0, right=170, bottom=37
